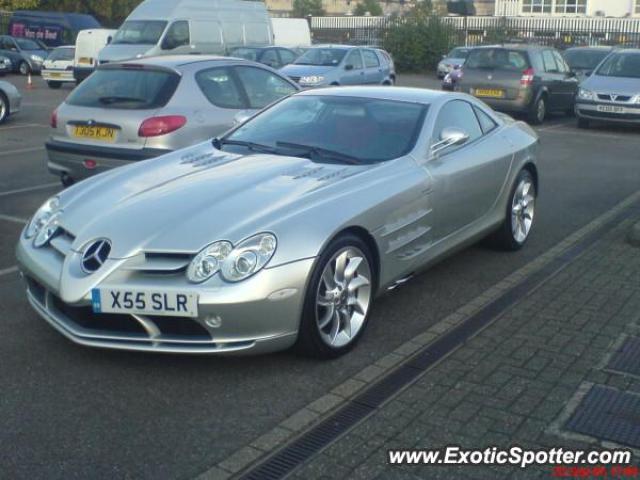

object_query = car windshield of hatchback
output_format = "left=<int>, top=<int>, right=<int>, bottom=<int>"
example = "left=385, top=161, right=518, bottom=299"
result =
left=15, top=38, right=41, bottom=51
left=221, top=95, right=428, bottom=164
left=595, top=52, right=640, bottom=79
left=564, top=49, right=610, bottom=71
left=466, top=48, right=530, bottom=71
left=294, top=48, right=348, bottom=66
left=448, top=48, right=470, bottom=59
left=112, top=20, right=168, bottom=45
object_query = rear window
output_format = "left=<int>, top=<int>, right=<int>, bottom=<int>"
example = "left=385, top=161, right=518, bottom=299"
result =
left=466, top=49, right=530, bottom=71
left=66, top=68, right=180, bottom=110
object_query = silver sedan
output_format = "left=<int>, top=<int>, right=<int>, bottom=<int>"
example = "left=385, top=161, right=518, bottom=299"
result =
left=0, top=79, right=22, bottom=124
left=17, top=87, right=539, bottom=358
left=46, top=55, right=300, bottom=186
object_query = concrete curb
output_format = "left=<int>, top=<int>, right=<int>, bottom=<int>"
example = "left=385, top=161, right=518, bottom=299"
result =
left=628, top=220, right=640, bottom=247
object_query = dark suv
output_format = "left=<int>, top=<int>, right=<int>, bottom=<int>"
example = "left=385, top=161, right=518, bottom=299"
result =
left=456, top=45, right=579, bottom=124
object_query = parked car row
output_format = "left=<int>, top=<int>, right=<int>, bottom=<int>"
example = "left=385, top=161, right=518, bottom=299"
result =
left=442, top=43, right=640, bottom=128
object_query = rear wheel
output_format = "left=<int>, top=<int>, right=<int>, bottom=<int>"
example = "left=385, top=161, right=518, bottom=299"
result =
left=47, top=81, right=62, bottom=89
left=528, top=95, right=546, bottom=125
left=577, top=118, right=590, bottom=129
left=295, top=234, right=375, bottom=358
left=487, top=169, right=536, bottom=251
left=18, top=61, right=29, bottom=76
left=0, top=92, right=8, bottom=124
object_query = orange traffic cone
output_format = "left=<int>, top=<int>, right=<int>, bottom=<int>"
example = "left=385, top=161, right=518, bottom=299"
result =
left=26, top=73, right=34, bottom=90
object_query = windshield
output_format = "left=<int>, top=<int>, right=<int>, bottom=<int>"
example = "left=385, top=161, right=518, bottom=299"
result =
left=67, top=68, right=180, bottom=110
left=466, top=48, right=530, bottom=71
left=230, top=47, right=260, bottom=61
left=15, top=38, right=41, bottom=50
left=222, top=95, right=428, bottom=164
left=564, top=49, right=610, bottom=70
left=48, top=48, right=75, bottom=61
left=112, top=20, right=168, bottom=45
left=448, top=48, right=470, bottom=59
left=294, top=48, right=347, bottom=66
left=595, top=52, right=640, bottom=79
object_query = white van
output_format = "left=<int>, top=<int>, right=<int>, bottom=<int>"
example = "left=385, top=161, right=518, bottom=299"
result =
left=74, top=29, right=117, bottom=82
left=98, top=0, right=273, bottom=63
left=271, top=18, right=311, bottom=47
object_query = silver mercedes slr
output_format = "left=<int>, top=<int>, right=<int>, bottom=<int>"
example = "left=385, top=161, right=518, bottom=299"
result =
left=17, top=87, right=539, bottom=358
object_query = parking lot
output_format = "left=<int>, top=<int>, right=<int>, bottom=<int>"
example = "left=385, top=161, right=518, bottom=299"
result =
left=1, top=72, right=640, bottom=479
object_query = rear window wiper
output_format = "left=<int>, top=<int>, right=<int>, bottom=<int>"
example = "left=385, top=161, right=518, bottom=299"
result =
left=213, top=138, right=279, bottom=154
left=276, top=141, right=362, bottom=165
left=98, top=96, right=147, bottom=105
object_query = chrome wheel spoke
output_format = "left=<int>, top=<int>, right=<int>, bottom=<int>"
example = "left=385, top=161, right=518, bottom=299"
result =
left=348, top=297, right=366, bottom=315
left=318, top=304, right=335, bottom=329
left=317, top=295, right=333, bottom=308
left=321, top=266, right=336, bottom=290
left=344, top=256, right=362, bottom=283
left=334, top=251, right=348, bottom=284
left=340, top=308, right=352, bottom=338
left=329, top=310, right=340, bottom=342
left=348, top=275, right=370, bottom=293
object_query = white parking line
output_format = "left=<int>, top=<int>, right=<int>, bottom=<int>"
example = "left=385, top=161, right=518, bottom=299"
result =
left=0, top=146, right=45, bottom=157
left=0, top=123, right=49, bottom=131
left=0, top=266, right=18, bottom=277
left=0, top=214, right=27, bottom=225
left=0, top=182, right=59, bottom=198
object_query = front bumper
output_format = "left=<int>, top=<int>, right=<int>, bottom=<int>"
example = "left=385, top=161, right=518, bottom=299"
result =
left=42, top=69, right=75, bottom=83
left=46, top=139, right=170, bottom=181
left=17, top=235, right=315, bottom=354
left=575, top=101, right=640, bottom=124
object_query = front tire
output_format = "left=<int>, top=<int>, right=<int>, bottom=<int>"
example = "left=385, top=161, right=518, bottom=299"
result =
left=488, top=169, right=536, bottom=251
left=18, top=61, right=30, bottom=76
left=295, top=234, right=375, bottom=358
left=528, top=95, right=546, bottom=125
left=0, top=92, right=8, bottom=124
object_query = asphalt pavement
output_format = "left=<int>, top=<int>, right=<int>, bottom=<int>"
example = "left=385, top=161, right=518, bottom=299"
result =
left=0, top=73, right=639, bottom=479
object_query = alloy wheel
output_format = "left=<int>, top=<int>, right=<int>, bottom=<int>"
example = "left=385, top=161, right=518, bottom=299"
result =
left=511, top=178, right=535, bottom=244
left=315, top=247, right=372, bottom=348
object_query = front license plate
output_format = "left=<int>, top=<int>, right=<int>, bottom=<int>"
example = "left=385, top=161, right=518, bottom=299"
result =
left=73, top=125, right=116, bottom=142
left=597, top=105, right=626, bottom=114
left=91, top=288, right=199, bottom=317
left=475, top=88, right=505, bottom=98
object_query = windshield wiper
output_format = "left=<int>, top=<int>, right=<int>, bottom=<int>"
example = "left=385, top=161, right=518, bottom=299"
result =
left=213, top=138, right=278, bottom=154
left=276, top=141, right=362, bottom=165
left=98, top=96, right=147, bottom=105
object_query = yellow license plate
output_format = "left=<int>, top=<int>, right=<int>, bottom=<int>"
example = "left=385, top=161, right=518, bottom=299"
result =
left=475, top=89, right=505, bottom=98
left=73, top=126, right=116, bottom=142
left=49, top=72, right=62, bottom=78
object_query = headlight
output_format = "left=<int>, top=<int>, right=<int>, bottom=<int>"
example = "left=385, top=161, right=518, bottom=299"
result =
left=578, top=88, right=594, bottom=101
left=33, top=211, right=63, bottom=248
left=633, top=94, right=640, bottom=104
left=300, top=75, right=324, bottom=85
left=30, top=54, right=44, bottom=63
left=186, top=241, right=233, bottom=283
left=25, top=196, right=60, bottom=240
left=186, top=233, right=277, bottom=283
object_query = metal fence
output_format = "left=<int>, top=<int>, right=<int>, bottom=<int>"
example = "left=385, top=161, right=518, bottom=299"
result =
left=310, top=15, right=640, bottom=49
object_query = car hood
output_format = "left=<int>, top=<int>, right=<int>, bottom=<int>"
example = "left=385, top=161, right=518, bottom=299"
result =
left=58, top=142, right=376, bottom=260
left=582, top=74, right=640, bottom=95
left=280, top=64, right=335, bottom=77
left=97, top=44, right=152, bottom=62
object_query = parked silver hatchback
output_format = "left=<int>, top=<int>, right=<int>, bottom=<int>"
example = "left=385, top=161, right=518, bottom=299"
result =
left=46, top=55, right=300, bottom=185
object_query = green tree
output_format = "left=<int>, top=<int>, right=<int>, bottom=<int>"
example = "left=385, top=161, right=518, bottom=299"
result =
left=383, top=0, right=454, bottom=72
left=354, top=0, right=382, bottom=16
left=0, top=0, right=39, bottom=9
left=292, top=0, right=324, bottom=18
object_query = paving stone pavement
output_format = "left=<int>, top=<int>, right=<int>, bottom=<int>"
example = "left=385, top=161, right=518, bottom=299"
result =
left=284, top=218, right=640, bottom=480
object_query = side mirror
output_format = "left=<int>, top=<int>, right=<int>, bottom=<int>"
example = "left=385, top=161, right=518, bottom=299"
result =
left=233, top=109, right=254, bottom=126
left=345, top=64, right=354, bottom=71
left=431, top=127, right=469, bottom=155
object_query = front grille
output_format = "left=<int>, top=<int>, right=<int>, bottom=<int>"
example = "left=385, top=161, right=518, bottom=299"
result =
left=597, top=94, right=632, bottom=102
left=123, top=252, right=192, bottom=274
left=49, top=226, right=76, bottom=257
left=146, top=315, right=211, bottom=338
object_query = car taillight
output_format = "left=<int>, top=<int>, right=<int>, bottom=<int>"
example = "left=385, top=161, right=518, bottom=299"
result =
left=521, top=68, right=535, bottom=87
left=50, top=109, right=58, bottom=129
left=138, top=115, right=187, bottom=137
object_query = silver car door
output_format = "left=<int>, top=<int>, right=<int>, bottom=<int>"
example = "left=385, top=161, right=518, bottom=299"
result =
left=427, top=100, right=513, bottom=240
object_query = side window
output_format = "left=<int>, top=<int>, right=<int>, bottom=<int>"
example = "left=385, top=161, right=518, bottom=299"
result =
left=363, top=49, right=380, bottom=68
left=552, top=50, right=569, bottom=73
left=473, top=106, right=498, bottom=135
left=235, top=66, right=297, bottom=109
left=344, top=49, right=363, bottom=70
left=433, top=100, right=483, bottom=153
left=542, top=50, right=558, bottom=73
left=278, top=48, right=297, bottom=66
left=162, top=21, right=190, bottom=50
left=260, top=48, right=279, bottom=68
left=195, top=67, right=245, bottom=109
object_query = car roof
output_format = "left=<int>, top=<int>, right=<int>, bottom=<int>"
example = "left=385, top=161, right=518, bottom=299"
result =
left=308, top=44, right=360, bottom=50
left=297, top=86, right=448, bottom=105
left=115, top=55, right=253, bottom=69
left=565, top=46, right=613, bottom=51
